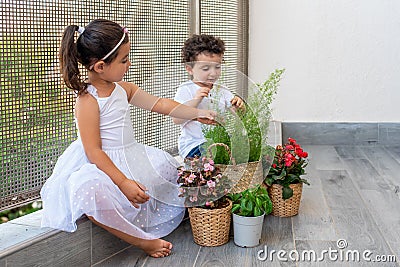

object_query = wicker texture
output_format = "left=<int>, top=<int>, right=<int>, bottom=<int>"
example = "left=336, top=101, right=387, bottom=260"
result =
left=268, top=183, right=303, bottom=217
left=208, top=143, right=263, bottom=194
left=188, top=200, right=232, bottom=247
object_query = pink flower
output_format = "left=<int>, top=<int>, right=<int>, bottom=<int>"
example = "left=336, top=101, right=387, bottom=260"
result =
left=207, top=180, right=216, bottom=188
left=204, top=163, right=214, bottom=172
left=208, top=159, right=214, bottom=165
left=205, top=201, right=212, bottom=206
left=186, top=173, right=196, bottom=183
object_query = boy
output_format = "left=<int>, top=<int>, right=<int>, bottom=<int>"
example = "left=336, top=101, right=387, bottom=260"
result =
left=173, top=34, right=244, bottom=158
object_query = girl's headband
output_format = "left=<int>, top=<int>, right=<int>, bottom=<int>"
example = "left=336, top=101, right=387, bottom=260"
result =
left=100, top=28, right=128, bottom=61
left=89, top=27, right=128, bottom=70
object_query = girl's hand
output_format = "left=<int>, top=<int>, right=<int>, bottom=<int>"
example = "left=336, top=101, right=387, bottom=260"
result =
left=196, top=109, right=219, bottom=125
left=118, top=179, right=150, bottom=208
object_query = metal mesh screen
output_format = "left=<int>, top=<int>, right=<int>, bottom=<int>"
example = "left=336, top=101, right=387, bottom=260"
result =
left=200, top=0, right=249, bottom=97
left=128, top=1, right=189, bottom=154
left=0, top=0, right=188, bottom=211
left=0, top=0, right=248, bottom=212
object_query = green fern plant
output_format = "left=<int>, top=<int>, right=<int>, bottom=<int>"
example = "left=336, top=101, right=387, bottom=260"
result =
left=202, top=69, right=285, bottom=165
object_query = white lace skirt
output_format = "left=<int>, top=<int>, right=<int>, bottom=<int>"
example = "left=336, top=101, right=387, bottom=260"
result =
left=40, top=140, right=184, bottom=239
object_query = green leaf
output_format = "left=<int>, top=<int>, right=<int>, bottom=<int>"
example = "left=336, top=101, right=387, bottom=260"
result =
left=282, top=186, right=293, bottom=200
left=246, top=199, right=254, bottom=211
left=232, top=204, right=241, bottom=214
left=264, top=177, right=274, bottom=186
left=254, top=206, right=262, bottom=217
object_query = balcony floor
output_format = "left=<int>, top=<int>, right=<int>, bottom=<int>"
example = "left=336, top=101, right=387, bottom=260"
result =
left=94, top=145, right=400, bottom=266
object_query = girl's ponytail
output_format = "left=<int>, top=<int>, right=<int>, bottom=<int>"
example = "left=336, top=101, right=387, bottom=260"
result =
left=59, top=25, right=86, bottom=95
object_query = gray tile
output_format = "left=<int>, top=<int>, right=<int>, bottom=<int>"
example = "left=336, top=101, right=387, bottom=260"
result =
left=145, top=220, right=201, bottom=267
left=292, top=188, right=337, bottom=241
left=91, top=223, right=131, bottom=265
left=282, top=123, right=379, bottom=145
left=296, top=240, right=346, bottom=266
left=250, top=216, right=296, bottom=266
left=93, top=246, right=145, bottom=267
left=304, top=145, right=344, bottom=170
left=194, top=240, right=249, bottom=267
left=378, top=123, right=400, bottom=144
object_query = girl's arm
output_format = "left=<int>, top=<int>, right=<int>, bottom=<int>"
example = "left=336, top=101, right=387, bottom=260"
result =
left=121, top=81, right=216, bottom=124
left=75, top=94, right=149, bottom=208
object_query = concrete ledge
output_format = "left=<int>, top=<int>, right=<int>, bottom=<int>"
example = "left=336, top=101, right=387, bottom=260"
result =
left=0, top=210, right=131, bottom=266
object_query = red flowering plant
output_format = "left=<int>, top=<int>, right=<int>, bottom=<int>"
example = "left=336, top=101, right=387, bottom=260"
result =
left=264, top=137, right=310, bottom=199
left=177, top=156, right=232, bottom=209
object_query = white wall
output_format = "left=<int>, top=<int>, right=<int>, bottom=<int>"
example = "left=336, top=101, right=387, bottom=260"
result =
left=249, top=0, right=400, bottom=122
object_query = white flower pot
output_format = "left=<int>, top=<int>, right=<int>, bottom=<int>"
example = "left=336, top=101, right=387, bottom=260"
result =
left=232, top=213, right=265, bottom=247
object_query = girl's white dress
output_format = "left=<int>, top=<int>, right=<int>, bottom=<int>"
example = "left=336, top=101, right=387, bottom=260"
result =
left=40, top=84, right=185, bottom=239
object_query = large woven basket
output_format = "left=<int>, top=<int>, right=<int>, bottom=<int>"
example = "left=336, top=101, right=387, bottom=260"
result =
left=267, top=183, right=303, bottom=217
left=188, top=199, right=232, bottom=247
left=208, top=143, right=263, bottom=194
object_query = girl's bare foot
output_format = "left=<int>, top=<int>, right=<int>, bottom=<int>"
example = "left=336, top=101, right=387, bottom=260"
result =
left=139, top=239, right=173, bottom=258
left=87, top=216, right=173, bottom=258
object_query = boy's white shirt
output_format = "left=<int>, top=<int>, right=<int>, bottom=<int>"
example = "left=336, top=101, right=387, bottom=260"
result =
left=174, top=80, right=234, bottom=158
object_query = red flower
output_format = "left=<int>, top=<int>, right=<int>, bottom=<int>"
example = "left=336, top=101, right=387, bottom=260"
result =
left=288, top=137, right=296, bottom=144
left=286, top=145, right=294, bottom=150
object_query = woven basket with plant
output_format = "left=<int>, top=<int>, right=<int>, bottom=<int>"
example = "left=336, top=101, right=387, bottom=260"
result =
left=264, top=137, right=310, bottom=217
left=177, top=152, right=232, bottom=246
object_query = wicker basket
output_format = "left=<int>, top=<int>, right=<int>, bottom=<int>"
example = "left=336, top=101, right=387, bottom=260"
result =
left=267, top=183, right=303, bottom=217
left=208, top=143, right=263, bottom=194
left=188, top=199, right=232, bottom=247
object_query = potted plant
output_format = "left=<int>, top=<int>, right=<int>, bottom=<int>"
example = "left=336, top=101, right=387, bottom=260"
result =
left=177, top=155, right=232, bottom=247
left=264, top=137, right=310, bottom=217
left=203, top=69, right=285, bottom=193
left=228, top=185, right=272, bottom=247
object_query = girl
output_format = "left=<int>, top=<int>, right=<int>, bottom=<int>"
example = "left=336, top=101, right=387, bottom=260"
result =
left=40, top=19, right=216, bottom=258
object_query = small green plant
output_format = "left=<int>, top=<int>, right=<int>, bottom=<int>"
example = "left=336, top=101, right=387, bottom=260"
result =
left=228, top=185, right=272, bottom=217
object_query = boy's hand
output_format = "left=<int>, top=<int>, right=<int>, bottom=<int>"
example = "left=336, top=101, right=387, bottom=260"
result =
left=230, top=96, right=245, bottom=110
left=194, top=81, right=213, bottom=99
left=118, top=179, right=150, bottom=208
left=195, top=87, right=211, bottom=99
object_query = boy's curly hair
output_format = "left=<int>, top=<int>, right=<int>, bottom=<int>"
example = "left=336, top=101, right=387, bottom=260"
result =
left=181, top=34, right=225, bottom=64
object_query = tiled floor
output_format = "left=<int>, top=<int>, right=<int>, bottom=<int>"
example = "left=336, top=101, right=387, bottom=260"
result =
left=94, top=145, right=400, bottom=267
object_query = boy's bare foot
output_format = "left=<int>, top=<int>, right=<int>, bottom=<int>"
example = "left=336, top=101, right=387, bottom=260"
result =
left=139, top=239, right=173, bottom=258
